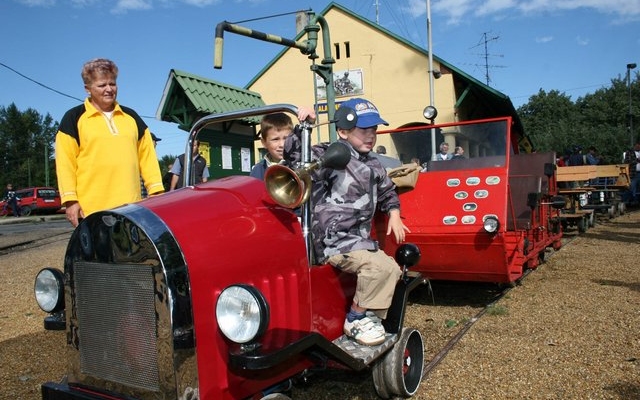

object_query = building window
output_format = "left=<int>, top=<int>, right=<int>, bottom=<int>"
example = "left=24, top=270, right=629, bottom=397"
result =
left=344, top=41, right=351, bottom=58
left=334, top=43, right=341, bottom=59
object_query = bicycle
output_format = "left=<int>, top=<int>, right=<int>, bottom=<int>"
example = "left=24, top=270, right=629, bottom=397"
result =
left=0, top=202, right=31, bottom=217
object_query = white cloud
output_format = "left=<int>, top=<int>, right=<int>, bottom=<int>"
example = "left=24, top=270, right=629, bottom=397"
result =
left=476, top=0, right=516, bottom=17
left=182, top=0, right=220, bottom=6
left=14, top=0, right=55, bottom=6
left=403, top=0, right=427, bottom=18
left=535, top=36, right=553, bottom=43
left=69, top=0, right=100, bottom=6
left=576, top=36, right=589, bottom=46
left=111, top=0, right=152, bottom=14
left=432, top=0, right=475, bottom=25
left=421, top=0, right=640, bottom=26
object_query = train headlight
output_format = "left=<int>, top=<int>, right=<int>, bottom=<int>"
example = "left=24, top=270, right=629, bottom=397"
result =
left=216, top=285, right=269, bottom=344
left=34, top=268, right=64, bottom=313
left=483, top=216, right=500, bottom=234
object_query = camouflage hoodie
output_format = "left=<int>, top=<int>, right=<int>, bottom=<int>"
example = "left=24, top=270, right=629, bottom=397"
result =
left=284, top=128, right=400, bottom=263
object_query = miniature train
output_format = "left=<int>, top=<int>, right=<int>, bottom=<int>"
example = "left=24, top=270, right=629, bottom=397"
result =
left=34, top=105, right=426, bottom=400
left=375, top=117, right=565, bottom=284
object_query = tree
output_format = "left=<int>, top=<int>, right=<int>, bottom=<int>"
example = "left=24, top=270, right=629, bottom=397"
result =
left=517, top=72, right=639, bottom=165
left=159, top=154, right=177, bottom=174
left=518, top=89, right=578, bottom=156
left=0, top=103, right=58, bottom=189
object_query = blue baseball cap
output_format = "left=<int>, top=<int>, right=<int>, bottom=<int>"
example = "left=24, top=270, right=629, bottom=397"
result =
left=338, top=98, right=388, bottom=128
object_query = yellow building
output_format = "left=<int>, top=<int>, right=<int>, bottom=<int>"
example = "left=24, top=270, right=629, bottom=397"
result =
left=245, top=2, right=526, bottom=162
left=158, top=2, right=527, bottom=175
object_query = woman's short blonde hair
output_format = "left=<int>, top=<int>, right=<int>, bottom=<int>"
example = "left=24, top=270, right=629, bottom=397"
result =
left=81, top=58, right=118, bottom=85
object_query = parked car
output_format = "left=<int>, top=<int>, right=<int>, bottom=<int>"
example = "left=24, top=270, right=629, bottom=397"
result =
left=15, top=187, right=61, bottom=214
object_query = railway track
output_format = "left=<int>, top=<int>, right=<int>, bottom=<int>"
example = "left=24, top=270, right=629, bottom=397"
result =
left=0, top=230, right=72, bottom=256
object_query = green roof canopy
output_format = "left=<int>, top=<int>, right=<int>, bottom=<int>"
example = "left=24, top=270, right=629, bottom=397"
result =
left=156, top=69, right=266, bottom=131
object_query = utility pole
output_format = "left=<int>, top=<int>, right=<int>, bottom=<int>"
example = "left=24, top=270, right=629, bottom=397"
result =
left=628, top=63, right=637, bottom=148
left=427, top=0, right=437, bottom=161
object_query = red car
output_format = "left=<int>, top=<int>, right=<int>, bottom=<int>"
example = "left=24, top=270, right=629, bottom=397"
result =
left=15, top=186, right=61, bottom=215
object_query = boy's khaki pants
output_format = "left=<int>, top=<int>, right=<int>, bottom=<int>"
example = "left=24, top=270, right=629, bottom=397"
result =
left=328, top=249, right=402, bottom=319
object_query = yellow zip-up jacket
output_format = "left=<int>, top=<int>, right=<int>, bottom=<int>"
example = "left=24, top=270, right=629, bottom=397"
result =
left=55, top=99, right=163, bottom=216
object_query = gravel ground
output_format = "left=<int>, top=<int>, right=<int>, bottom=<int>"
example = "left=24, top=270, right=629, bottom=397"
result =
left=0, top=212, right=638, bottom=399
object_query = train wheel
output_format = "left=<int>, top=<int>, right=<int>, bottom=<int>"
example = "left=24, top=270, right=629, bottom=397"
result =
left=608, top=205, right=616, bottom=219
left=372, top=328, right=424, bottom=399
left=553, top=239, right=562, bottom=251
left=588, top=212, right=595, bottom=228
left=538, top=250, right=546, bottom=264
left=577, top=217, right=586, bottom=233
left=260, top=394, right=291, bottom=400
left=618, top=202, right=626, bottom=215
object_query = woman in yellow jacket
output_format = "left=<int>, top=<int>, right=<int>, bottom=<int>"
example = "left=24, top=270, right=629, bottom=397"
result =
left=55, top=58, right=163, bottom=227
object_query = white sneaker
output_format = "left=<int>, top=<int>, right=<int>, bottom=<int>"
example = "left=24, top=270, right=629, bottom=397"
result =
left=365, top=311, right=386, bottom=335
left=343, top=316, right=385, bottom=346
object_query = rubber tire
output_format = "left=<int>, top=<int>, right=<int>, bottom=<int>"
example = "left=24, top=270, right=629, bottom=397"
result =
left=372, top=328, right=424, bottom=399
left=577, top=217, right=586, bottom=233
left=20, top=206, right=31, bottom=217
left=260, top=395, right=291, bottom=400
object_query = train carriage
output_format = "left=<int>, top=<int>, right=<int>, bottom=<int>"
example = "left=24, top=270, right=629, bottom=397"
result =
left=376, top=117, right=564, bottom=284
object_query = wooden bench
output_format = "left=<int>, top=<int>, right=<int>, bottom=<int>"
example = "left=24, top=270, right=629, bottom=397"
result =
left=591, top=164, right=630, bottom=188
left=556, top=165, right=597, bottom=182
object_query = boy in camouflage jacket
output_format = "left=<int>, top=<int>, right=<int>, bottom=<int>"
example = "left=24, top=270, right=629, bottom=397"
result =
left=284, top=98, right=409, bottom=346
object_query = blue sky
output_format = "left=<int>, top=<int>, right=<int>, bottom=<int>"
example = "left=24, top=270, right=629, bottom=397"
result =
left=1, top=0, right=639, bottom=157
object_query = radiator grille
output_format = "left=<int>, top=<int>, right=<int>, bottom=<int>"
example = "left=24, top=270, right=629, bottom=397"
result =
left=75, top=261, right=160, bottom=391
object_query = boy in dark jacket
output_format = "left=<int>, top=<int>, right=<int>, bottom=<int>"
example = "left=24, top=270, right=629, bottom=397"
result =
left=284, top=98, right=408, bottom=346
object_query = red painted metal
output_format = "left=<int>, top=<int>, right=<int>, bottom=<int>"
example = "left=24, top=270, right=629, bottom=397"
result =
left=138, top=176, right=353, bottom=398
left=376, top=117, right=562, bottom=284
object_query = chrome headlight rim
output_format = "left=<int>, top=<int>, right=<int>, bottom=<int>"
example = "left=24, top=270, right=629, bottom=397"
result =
left=34, top=267, right=64, bottom=313
left=483, top=215, right=500, bottom=234
left=216, top=284, right=269, bottom=344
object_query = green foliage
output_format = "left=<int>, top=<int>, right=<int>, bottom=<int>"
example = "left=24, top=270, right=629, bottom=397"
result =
left=518, top=73, right=639, bottom=164
left=159, top=154, right=178, bottom=174
left=0, top=103, right=58, bottom=189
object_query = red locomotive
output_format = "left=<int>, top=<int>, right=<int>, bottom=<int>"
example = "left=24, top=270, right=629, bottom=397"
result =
left=34, top=105, right=426, bottom=400
left=376, top=117, right=565, bottom=284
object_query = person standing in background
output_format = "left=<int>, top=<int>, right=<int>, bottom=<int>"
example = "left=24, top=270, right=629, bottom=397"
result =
left=435, top=142, right=452, bottom=161
left=169, top=139, right=209, bottom=190
left=2, top=183, right=19, bottom=217
left=55, top=58, right=163, bottom=227
left=163, top=163, right=174, bottom=192
left=623, top=142, right=640, bottom=205
left=141, top=132, right=162, bottom=198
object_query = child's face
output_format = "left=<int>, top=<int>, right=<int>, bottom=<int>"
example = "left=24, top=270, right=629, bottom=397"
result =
left=261, top=127, right=290, bottom=161
left=338, top=126, right=378, bottom=154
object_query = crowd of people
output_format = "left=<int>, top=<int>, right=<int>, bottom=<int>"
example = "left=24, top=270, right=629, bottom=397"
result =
left=556, top=145, right=603, bottom=167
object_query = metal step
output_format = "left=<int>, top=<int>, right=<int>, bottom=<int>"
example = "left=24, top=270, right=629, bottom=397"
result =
left=332, top=333, right=398, bottom=365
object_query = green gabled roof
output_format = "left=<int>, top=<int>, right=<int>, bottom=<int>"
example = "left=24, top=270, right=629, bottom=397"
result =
left=157, top=69, right=265, bottom=130
left=244, top=1, right=523, bottom=135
